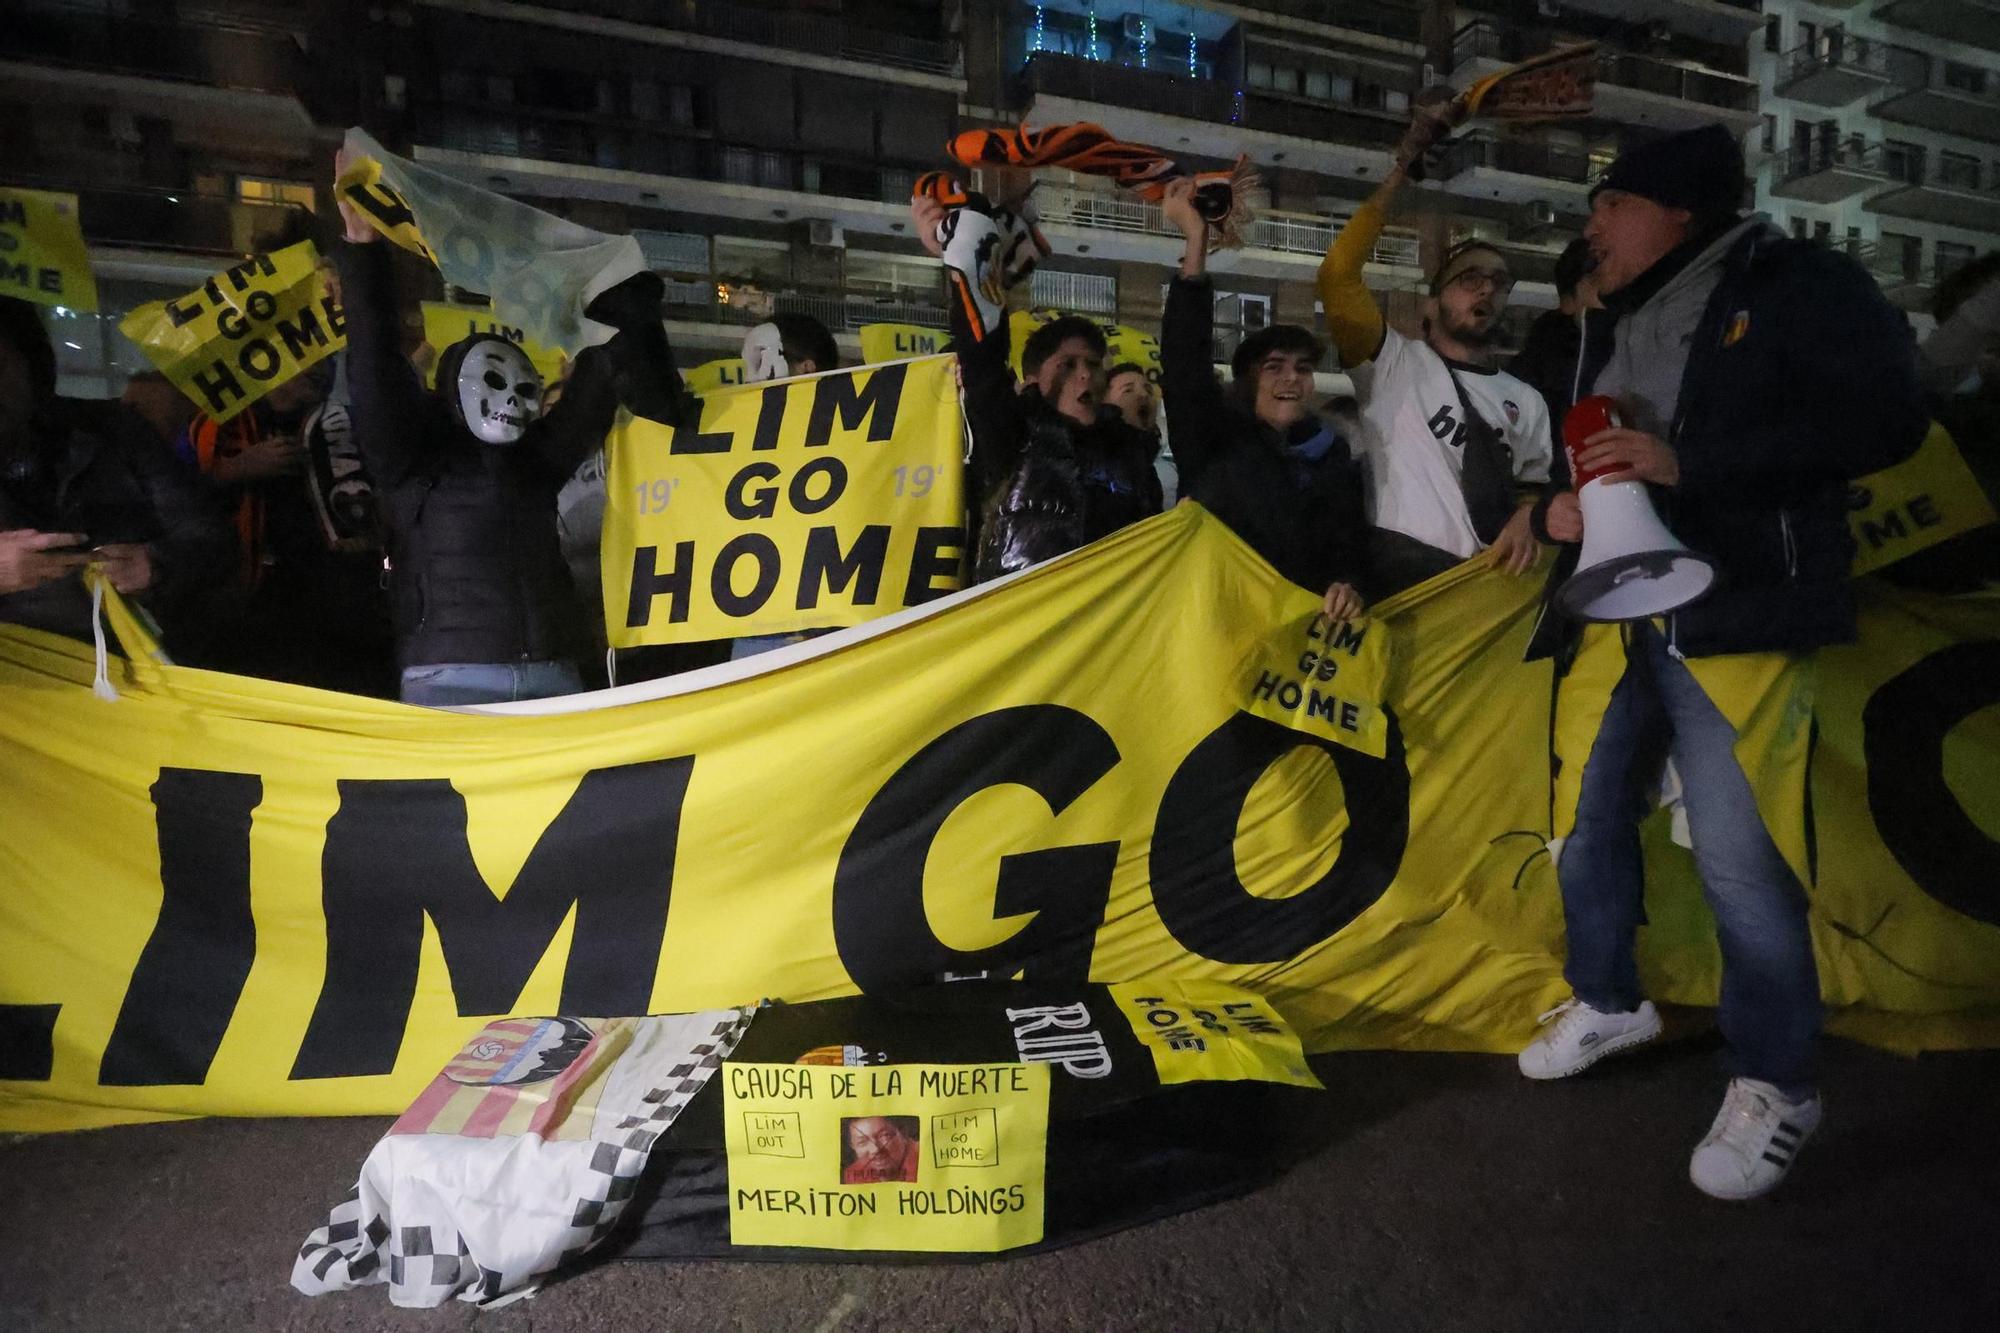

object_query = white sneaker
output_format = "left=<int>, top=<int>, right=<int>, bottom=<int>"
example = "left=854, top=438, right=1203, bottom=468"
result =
left=1689, top=1078, right=1821, bottom=1201
left=1516, top=997, right=1663, bottom=1080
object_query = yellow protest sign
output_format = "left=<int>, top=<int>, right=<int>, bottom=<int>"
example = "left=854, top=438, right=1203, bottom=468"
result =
left=2, top=509, right=1998, bottom=1136
left=419, top=301, right=566, bottom=388
left=1107, top=983, right=1322, bottom=1089
left=1007, top=309, right=1161, bottom=381
left=1847, top=421, right=1996, bottom=576
left=859, top=323, right=948, bottom=364
left=334, top=154, right=436, bottom=265
left=0, top=187, right=97, bottom=313
left=683, top=357, right=748, bottom=395
left=1241, top=610, right=1390, bottom=757
left=603, top=355, right=966, bottom=645
left=119, top=241, right=344, bottom=421
left=723, top=1062, right=1049, bottom=1252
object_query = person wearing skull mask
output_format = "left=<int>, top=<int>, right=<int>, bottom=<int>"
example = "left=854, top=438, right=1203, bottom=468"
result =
left=336, top=184, right=676, bottom=705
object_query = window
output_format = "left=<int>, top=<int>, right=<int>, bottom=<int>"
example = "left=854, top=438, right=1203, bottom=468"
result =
left=383, top=74, right=406, bottom=110
left=1248, top=61, right=1272, bottom=90
left=1942, top=61, right=1986, bottom=94
left=1029, top=268, right=1116, bottom=315
left=1790, top=216, right=1809, bottom=240
left=667, top=85, right=697, bottom=130
left=1273, top=65, right=1300, bottom=95
left=1813, top=220, right=1832, bottom=244
left=1937, top=241, right=1975, bottom=280
left=712, top=235, right=790, bottom=286
left=1761, top=114, right=1776, bottom=154
left=1305, top=69, right=1331, bottom=101
left=236, top=177, right=315, bottom=210
left=1939, top=150, right=1981, bottom=189
left=1883, top=140, right=1924, bottom=184
left=847, top=250, right=941, bottom=296
left=1764, top=15, right=1781, bottom=54
left=1881, top=231, right=1922, bottom=279
left=1385, top=89, right=1409, bottom=114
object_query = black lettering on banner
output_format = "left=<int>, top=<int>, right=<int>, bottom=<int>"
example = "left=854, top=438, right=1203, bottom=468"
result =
left=627, top=541, right=695, bottom=626
left=1862, top=642, right=2000, bottom=926
left=291, top=758, right=694, bottom=1080
left=790, top=457, right=847, bottom=515
left=799, top=525, right=890, bottom=608
left=0, top=200, right=24, bottom=226
left=164, top=294, right=207, bottom=329
left=276, top=305, right=331, bottom=360
left=671, top=411, right=736, bottom=455
left=725, top=462, right=783, bottom=520
left=190, top=360, right=246, bottom=414
left=322, top=295, right=348, bottom=339
left=903, top=526, right=964, bottom=606
left=1861, top=512, right=1907, bottom=549
left=240, top=339, right=283, bottom=381
left=712, top=533, right=782, bottom=616
left=99, top=769, right=263, bottom=1086
left=833, top=706, right=1121, bottom=990
left=1151, top=710, right=1410, bottom=962
left=0, top=1004, right=61, bottom=1082
left=806, top=363, right=907, bottom=447
left=343, top=183, right=423, bottom=255
left=752, top=383, right=788, bottom=451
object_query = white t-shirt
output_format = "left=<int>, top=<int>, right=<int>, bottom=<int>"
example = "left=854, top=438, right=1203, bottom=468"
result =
left=1348, top=328, right=1552, bottom=560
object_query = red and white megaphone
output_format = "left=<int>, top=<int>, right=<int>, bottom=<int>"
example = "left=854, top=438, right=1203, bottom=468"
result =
left=1555, top=395, right=1715, bottom=621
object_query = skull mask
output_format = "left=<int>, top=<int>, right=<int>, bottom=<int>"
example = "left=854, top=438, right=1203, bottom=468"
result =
left=742, top=322, right=789, bottom=382
left=452, top=337, right=543, bottom=445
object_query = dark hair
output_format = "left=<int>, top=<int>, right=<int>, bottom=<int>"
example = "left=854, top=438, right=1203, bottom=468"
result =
left=1554, top=237, right=1594, bottom=300
left=1933, top=250, right=2000, bottom=325
left=1429, top=239, right=1509, bottom=296
left=1021, top=315, right=1107, bottom=378
left=771, top=312, right=838, bottom=373
left=0, top=296, right=58, bottom=404
left=1106, top=361, right=1149, bottom=383
left=1229, top=323, right=1323, bottom=381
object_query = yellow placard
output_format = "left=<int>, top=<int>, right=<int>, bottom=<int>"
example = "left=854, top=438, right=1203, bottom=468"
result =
left=723, top=1062, right=1049, bottom=1252
left=119, top=241, right=343, bottom=422
left=603, top=355, right=966, bottom=645
left=859, top=323, right=948, bottom=364
left=1108, top=983, right=1322, bottom=1089
left=682, top=357, right=748, bottom=395
left=1847, top=421, right=1996, bottom=576
left=419, top=301, right=566, bottom=387
left=1007, top=309, right=1161, bottom=381
left=1240, top=610, right=1390, bottom=757
left=334, top=155, right=435, bottom=265
left=0, top=187, right=97, bottom=313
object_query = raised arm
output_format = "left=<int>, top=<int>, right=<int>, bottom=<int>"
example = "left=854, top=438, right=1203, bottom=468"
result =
left=333, top=167, right=430, bottom=486
left=1317, top=110, right=1453, bottom=367
left=1157, top=180, right=1231, bottom=488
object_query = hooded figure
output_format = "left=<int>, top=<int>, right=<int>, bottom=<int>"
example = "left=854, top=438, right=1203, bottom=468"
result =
left=336, top=239, right=666, bottom=705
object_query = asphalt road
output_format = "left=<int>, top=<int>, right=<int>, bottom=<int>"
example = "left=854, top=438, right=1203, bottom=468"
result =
left=3, top=1032, right=1994, bottom=1333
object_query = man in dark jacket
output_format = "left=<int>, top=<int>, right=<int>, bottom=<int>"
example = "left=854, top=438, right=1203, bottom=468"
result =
left=1, top=297, right=231, bottom=654
left=1508, top=237, right=1596, bottom=424
left=911, top=192, right=1161, bottom=581
left=1158, top=180, right=1366, bottom=615
left=1515, top=125, right=1928, bottom=1202
left=336, top=186, right=671, bottom=705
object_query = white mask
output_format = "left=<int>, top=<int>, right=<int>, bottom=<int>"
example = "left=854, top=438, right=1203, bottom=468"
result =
left=453, top=338, right=542, bottom=445
left=742, top=323, right=789, bottom=382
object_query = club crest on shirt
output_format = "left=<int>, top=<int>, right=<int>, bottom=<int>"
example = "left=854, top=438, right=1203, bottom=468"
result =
left=1502, top=399, right=1520, bottom=425
left=1724, top=310, right=1751, bottom=346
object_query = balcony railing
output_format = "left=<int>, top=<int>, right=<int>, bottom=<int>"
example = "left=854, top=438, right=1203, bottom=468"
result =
left=1778, top=38, right=1907, bottom=89
left=1018, top=53, right=1406, bottom=150
left=1781, top=139, right=1890, bottom=183
left=9, top=8, right=310, bottom=97
left=1028, top=184, right=1421, bottom=267
left=1451, top=21, right=1757, bottom=114
left=663, top=281, right=947, bottom=334
left=552, top=0, right=960, bottom=75
left=1208, top=0, right=1424, bottom=46
left=25, top=183, right=315, bottom=257
left=1437, top=133, right=1594, bottom=185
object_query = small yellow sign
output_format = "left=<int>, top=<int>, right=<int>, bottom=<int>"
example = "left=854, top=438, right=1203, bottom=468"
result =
left=419, top=301, right=566, bottom=388
left=1108, top=983, right=1324, bottom=1089
left=859, top=323, right=948, bottom=364
left=0, top=187, right=98, bottom=313
left=723, top=1062, right=1049, bottom=1252
left=1240, top=610, right=1391, bottom=757
left=1847, top=421, right=1996, bottom=577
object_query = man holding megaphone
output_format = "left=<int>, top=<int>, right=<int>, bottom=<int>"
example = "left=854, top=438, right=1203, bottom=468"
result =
left=1514, top=125, right=1928, bottom=1200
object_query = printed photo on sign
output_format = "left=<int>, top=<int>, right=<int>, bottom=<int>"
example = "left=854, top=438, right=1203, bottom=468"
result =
left=840, top=1115, right=921, bottom=1183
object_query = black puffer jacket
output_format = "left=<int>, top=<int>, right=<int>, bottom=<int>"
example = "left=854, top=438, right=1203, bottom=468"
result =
left=953, top=304, right=1162, bottom=581
left=339, top=242, right=655, bottom=669
left=1160, top=276, right=1365, bottom=591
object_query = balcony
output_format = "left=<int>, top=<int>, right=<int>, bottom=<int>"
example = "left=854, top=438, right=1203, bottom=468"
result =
left=1872, top=52, right=2000, bottom=144
left=1771, top=140, right=1893, bottom=204
left=1865, top=152, right=2000, bottom=232
left=1449, top=23, right=1760, bottom=135
left=1205, top=0, right=1425, bottom=47
left=7, top=7, right=310, bottom=98
left=1435, top=133, right=1595, bottom=207
left=1855, top=241, right=1944, bottom=310
left=1774, top=40, right=1903, bottom=107
left=1548, top=0, right=1766, bottom=46
left=502, top=0, right=960, bottom=76
left=1016, top=52, right=1402, bottom=182
left=1873, top=0, right=2000, bottom=56
left=15, top=182, right=315, bottom=259
left=662, top=280, right=947, bottom=335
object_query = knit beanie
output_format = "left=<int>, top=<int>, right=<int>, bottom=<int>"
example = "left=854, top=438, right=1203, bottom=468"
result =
left=1589, top=124, right=1745, bottom=225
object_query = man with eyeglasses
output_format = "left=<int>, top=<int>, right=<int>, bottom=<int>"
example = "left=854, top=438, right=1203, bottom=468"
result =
left=1319, top=107, right=1553, bottom=597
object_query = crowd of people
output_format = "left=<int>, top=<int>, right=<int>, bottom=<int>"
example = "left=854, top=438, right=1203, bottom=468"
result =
left=4, top=111, right=1997, bottom=1201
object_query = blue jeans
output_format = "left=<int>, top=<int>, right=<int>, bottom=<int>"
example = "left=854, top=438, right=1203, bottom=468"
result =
left=399, top=660, right=585, bottom=706
left=729, top=629, right=832, bottom=661
left=1558, top=622, right=1820, bottom=1097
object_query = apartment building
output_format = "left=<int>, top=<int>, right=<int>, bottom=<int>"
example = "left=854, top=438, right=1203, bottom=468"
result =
left=9, top=0, right=1992, bottom=396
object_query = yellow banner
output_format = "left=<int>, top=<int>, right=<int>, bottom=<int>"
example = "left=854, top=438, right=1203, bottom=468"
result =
left=419, top=301, right=566, bottom=388
left=724, top=1062, right=1049, bottom=1252
left=1008, top=309, right=1161, bottom=381
left=603, top=355, right=966, bottom=645
left=335, top=154, right=435, bottom=265
left=0, top=187, right=97, bottom=313
left=1107, top=983, right=1321, bottom=1089
left=859, top=323, right=948, bottom=364
left=2, top=508, right=1997, bottom=1135
left=683, top=357, right=748, bottom=395
left=1847, top=422, right=1996, bottom=576
left=118, top=241, right=344, bottom=422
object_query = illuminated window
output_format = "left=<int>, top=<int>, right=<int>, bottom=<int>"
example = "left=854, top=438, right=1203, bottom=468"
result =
left=237, top=177, right=316, bottom=210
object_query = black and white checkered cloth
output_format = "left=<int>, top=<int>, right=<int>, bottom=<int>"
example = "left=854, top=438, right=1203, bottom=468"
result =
left=293, top=1007, right=755, bottom=1307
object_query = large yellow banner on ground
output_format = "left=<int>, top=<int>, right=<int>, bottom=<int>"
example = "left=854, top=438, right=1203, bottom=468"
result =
left=120, top=241, right=344, bottom=421
left=0, top=186, right=97, bottom=313
left=1, top=508, right=1996, bottom=1134
left=602, top=355, right=967, bottom=646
